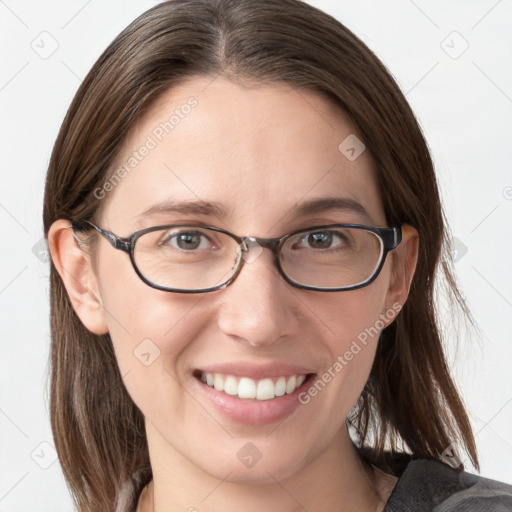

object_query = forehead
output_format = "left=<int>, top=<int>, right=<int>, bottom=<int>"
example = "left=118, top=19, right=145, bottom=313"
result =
left=100, top=76, right=385, bottom=233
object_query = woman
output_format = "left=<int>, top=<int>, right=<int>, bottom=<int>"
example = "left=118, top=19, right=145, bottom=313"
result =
left=44, top=0, right=512, bottom=511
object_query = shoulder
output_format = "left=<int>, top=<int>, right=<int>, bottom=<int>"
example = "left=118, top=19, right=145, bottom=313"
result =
left=385, top=458, right=512, bottom=511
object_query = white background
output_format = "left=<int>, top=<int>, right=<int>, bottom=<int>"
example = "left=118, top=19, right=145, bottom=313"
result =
left=0, top=1, right=511, bottom=510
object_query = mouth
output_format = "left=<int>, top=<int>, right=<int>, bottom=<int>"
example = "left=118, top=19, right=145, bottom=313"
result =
left=192, top=369, right=316, bottom=401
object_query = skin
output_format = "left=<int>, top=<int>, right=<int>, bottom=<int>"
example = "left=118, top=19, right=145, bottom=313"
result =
left=49, top=76, right=418, bottom=512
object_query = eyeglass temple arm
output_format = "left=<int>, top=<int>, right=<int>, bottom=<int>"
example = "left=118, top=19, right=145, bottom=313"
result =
left=386, top=225, right=402, bottom=250
left=76, top=221, right=132, bottom=253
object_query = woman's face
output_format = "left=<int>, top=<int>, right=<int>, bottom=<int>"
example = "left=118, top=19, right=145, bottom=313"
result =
left=76, top=77, right=411, bottom=483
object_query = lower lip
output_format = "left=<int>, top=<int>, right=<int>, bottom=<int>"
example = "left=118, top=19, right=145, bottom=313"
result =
left=192, top=374, right=315, bottom=426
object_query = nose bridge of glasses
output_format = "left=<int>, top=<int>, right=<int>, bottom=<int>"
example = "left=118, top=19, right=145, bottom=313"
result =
left=239, top=236, right=280, bottom=255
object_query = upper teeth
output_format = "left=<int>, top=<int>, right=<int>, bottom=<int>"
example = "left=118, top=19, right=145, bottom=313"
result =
left=200, top=372, right=307, bottom=400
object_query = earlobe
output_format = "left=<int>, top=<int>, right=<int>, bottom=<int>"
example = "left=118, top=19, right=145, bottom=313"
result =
left=47, top=219, right=109, bottom=335
left=385, top=223, right=419, bottom=313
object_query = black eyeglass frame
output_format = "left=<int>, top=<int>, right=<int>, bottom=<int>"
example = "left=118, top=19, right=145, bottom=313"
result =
left=72, top=220, right=402, bottom=293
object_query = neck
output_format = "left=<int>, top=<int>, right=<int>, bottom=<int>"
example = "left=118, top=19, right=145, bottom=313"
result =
left=137, top=422, right=396, bottom=512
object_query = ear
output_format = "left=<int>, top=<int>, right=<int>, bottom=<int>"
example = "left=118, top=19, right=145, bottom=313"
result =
left=383, top=223, right=419, bottom=314
left=47, top=219, right=109, bottom=335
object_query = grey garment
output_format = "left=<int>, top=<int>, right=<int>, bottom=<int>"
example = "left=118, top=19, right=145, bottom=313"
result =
left=115, top=459, right=512, bottom=512
left=384, top=459, right=512, bottom=511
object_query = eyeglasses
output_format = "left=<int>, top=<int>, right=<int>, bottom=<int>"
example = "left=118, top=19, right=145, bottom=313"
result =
left=72, top=221, right=402, bottom=293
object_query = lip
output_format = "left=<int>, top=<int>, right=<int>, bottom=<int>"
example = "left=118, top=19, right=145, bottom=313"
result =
left=194, top=362, right=313, bottom=380
left=192, top=370, right=315, bottom=426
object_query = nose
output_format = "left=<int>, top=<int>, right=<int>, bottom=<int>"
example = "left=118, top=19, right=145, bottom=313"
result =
left=216, top=248, right=299, bottom=347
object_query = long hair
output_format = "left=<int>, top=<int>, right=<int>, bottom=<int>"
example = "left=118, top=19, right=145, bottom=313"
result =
left=43, top=1, right=478, bottom=510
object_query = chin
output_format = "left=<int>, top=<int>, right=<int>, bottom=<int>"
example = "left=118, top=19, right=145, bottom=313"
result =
left=198, top=449, right=306, bottom=486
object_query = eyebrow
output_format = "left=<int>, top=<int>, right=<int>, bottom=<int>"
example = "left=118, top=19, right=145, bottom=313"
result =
left=137, top=200, right=230, bottom=220
left=136, top=197, right=372, bottom=223
left=288, top=197, right=372, bottom=222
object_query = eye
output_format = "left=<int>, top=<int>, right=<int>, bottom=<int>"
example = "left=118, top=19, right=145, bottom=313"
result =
left=296, top=230, right=349, bottom=250
left=160, top=230, right=212, bottom=251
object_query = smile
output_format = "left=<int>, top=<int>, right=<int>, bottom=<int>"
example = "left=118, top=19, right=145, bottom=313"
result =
left=197, top=371, right=308, bottom=400
left=192, top=366, right=316, bottom=425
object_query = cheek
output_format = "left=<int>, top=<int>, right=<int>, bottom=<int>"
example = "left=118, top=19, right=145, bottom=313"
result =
left=320, top=276, right=390, bottom=353
left=95, top=252, right=210, bottom=400
left=100, top=285, right=216, bottom=430
left=304, top=277, right=392, bottom=412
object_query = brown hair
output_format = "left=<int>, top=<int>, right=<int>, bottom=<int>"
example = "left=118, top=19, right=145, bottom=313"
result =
left=43, top=0, right=478, bottom=510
